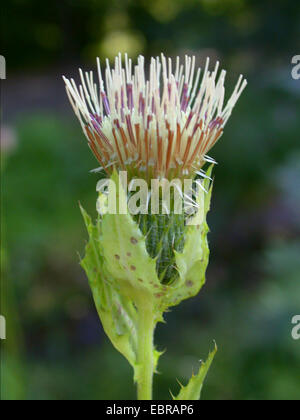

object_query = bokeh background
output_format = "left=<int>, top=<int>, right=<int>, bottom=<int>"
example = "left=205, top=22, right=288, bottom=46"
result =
left=1, top=0, right=300, bottom=400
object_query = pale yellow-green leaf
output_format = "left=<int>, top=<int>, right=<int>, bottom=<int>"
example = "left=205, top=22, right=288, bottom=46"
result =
left=172, top=343, right=217, bottom=400
left=101, top=171, right=167, bottom=306
left=80, top=205, right=138, bottom=369
left=162, top=166, right=213, bottom=308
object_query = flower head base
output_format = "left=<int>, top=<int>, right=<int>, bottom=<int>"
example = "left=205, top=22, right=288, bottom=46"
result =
left=63, top=54, right=247, bottom=182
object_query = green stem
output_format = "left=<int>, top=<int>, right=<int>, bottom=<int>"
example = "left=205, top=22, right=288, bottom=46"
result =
left=136, top=300, right=155, bottom=400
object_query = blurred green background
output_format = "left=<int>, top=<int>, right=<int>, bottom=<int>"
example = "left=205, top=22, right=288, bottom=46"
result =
left=1, top=0, right=300, bottom=400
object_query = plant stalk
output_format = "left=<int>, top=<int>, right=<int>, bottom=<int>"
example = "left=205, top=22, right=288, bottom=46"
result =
left=136, top=300, right=155, bottom=400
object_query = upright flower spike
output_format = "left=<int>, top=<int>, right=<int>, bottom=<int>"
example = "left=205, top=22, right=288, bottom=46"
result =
left=63, top=54, right=247, bottom=400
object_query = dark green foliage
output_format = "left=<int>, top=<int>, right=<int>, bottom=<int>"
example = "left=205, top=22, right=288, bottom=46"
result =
left=137, top=212, right=185, bottom=284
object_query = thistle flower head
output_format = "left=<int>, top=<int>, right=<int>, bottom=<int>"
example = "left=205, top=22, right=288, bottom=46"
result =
left=63, top=54, right=247, bottom=182
left=72, top=56, right=247, bottom=396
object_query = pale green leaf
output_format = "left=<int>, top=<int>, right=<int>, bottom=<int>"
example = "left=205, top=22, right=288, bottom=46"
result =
left=172, top=343, right=217, bottom=400
left=162, top=167, right=213, bottom=308
left=80, top=204, right=138, bottom=369
left=101, top=171, right=166, bottom=306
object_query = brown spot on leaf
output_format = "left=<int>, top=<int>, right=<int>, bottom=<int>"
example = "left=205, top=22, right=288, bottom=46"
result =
left=155, top=293, right=163, bottom=298
left=127, top=252, right=132, bottom=257
left=138, top=278, right=143, bottom=283
left=130, top=265, right=136, bottom=271
left=130, top=237, right=138, bottom=245
left=115, top=254, right=120, bottom=260
left=186, top=280, right=194, bottom=288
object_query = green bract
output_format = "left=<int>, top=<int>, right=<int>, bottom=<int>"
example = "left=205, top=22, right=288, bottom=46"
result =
left=172, top=343, right=217, bottom=400
left=80, top=166, right=216, bottom=399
